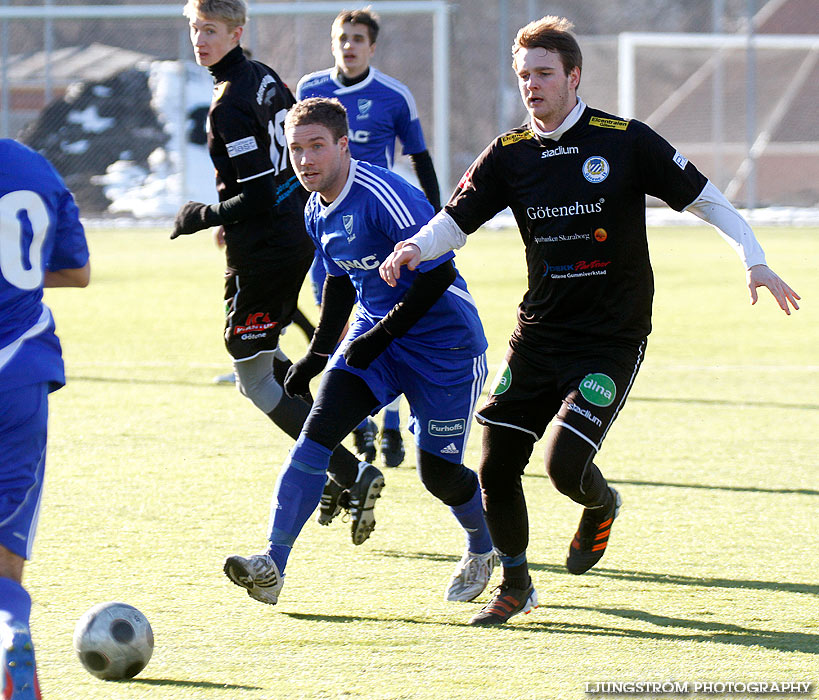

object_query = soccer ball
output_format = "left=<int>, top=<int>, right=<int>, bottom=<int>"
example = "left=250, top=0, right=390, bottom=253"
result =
left=73, top=602, right=154, bottom=680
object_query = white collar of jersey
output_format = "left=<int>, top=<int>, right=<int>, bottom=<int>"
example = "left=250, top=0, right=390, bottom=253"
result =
left=318, top=158, right=359, bottom=216
left=332, top=67, right=377, bottom=93
left=530, top=97, right=586, bottom=141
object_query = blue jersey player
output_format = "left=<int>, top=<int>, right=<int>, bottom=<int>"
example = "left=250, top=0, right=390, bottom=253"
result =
left=297, top=8, right=442, bottom=468
left=223, top=98, right=495, bottom=607
left=0, top=139, right=90, bottom=698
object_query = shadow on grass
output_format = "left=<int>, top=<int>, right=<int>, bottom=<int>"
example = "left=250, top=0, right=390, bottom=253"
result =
left=522, top=472, right=819, bottom=496
left=375, top=551, right=819, bottom=596
left=128, top=678, right=262, bottom=690
left=532, top=605, right=819, bottom=655
left=281, top=608, right=818, bottom=655
left=631, top=395, right=819, bottom=411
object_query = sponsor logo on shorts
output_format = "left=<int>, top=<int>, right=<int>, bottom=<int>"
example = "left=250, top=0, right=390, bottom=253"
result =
left=501, top=130, right=535, bottom=146
left=491, top=364, right=512, bottom=395
left=582, top=156, right=610, bottom=183
left=566, top=402, right=602, bottom=427
left=428, top=419, right=466, bottom=436
left=440, top=443, right=460, bottom=455
left=589, top=115, right=629, bottom=130
left=673, top=150, right=689, bottom=170
left=226, top=136, right=258, bottom=158
left=579, top=373, right=617, bottom=407
left=542, top=259, right=611, bottom=279
left=234, top=312, right=277, bottom=336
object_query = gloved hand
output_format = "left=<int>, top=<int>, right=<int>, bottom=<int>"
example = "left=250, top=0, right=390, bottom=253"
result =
left=284, top=351, right=328, bottom=398
left=343, top=324, right=393, bottom=370
left=171, top=201, right=211, bottom=239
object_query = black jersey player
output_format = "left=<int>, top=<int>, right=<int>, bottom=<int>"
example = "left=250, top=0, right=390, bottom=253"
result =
left=172, top=0, right=382, bottom=548
left=381, top=16, right=800, bottom=626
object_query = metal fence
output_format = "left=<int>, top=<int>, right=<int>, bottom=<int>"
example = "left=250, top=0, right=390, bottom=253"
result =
left=2, top=0, right=817, bottom=215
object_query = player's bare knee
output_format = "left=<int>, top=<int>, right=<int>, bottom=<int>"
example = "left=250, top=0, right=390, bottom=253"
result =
left=0, top=544, right=25, bottom=582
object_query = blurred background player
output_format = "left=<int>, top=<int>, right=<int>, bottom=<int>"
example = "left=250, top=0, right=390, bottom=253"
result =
left=381, top=16, right=799, bottom=626
left=296, top=7, right=443, bottom=469
left=223, top=98, right=495, bottom=607
left=172, top=0, right=378, bottom=540
left=0, top=139, right=90, bottom=699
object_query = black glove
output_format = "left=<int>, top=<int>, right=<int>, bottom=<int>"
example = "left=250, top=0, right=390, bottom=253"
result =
left=284, top=351, right=328, bottom=398
left=171, top=201, right=211, bottom=239
left=343, top=324, right=393, bottom=370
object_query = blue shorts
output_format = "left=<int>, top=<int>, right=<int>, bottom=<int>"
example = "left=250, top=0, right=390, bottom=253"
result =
left=0, top=383, right=48, bottom=560
left=328, top=319, right=488, bottom=463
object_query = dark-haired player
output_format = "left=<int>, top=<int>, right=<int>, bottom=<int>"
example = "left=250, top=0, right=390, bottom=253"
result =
left=223, top=97, right=495, bottom=607
left=297, top=7, right=442, bottom=468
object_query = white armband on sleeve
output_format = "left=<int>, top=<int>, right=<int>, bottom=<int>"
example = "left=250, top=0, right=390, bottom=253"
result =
left=684, top=180, right=767, bottom=269
left=406, top=210, right=468, bottom=261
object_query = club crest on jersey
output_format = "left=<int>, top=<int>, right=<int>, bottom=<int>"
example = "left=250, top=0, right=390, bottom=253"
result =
left=343, top=214, right=355, bottom=242
left=357, top=99, right=373, bottom=116
left=582, top=156, right=609, bottom=183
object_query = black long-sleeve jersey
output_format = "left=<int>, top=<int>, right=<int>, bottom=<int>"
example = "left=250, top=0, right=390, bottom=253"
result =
left=445, top=105, right=708, bottom=353
left=207, top=47, right=313, bottom=273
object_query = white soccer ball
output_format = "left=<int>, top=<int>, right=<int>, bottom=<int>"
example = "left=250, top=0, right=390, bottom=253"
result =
left=73, top=602, right=154, bottom=680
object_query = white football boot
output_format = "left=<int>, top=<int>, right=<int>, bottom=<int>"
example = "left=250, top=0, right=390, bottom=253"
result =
left=444, top=549, right=498, bottom=602
left=223, top=554, right=283, bottom=605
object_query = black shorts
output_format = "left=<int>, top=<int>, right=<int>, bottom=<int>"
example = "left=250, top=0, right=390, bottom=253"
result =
left=476, top=340, right=647, bottom=452
left=223, top=260, right=311, bottom=361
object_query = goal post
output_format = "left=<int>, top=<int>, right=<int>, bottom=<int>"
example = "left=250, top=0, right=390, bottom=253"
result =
left=617, top=31, right=819, bottom=207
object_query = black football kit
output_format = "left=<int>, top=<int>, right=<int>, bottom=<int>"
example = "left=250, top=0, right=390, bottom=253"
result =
left=439, top=101, right=711, bottom=559
left=206, top=46, right=314, bottom=359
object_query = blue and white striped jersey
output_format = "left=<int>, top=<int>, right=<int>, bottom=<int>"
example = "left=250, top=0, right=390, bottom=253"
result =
left=0, top=139, right=89, bottom=392
left=304, top=160, right=485, bottom=359
left=296, top=68, right=427, bottom=169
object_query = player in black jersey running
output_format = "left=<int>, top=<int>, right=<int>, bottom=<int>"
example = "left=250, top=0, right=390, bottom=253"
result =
left=171, top=0, right=383, bottom=551
left=381, top=16, right=800, bottom=626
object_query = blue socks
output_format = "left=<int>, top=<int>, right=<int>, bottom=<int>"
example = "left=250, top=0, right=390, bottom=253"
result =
left=382, top=407, right=400, bottom=431
left=266, top=436, right=332, bottom=574
left=449, top=488, right=494, bottom=554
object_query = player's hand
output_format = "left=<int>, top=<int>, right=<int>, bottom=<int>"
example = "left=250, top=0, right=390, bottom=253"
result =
left=284, top=351, right=328, bottom=398
left=379, top=241, right=421, bottom=287
left=747, top=264, right=800, bottom=315
left=343, top=324, right=393, bottom=370
left=171, top=201, right=209, bottom=239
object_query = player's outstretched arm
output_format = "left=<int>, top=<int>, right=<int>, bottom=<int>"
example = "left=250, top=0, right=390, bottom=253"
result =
left=747, top=264, right=800, bottom=315
left=380, top=241, right=421, bottom=288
